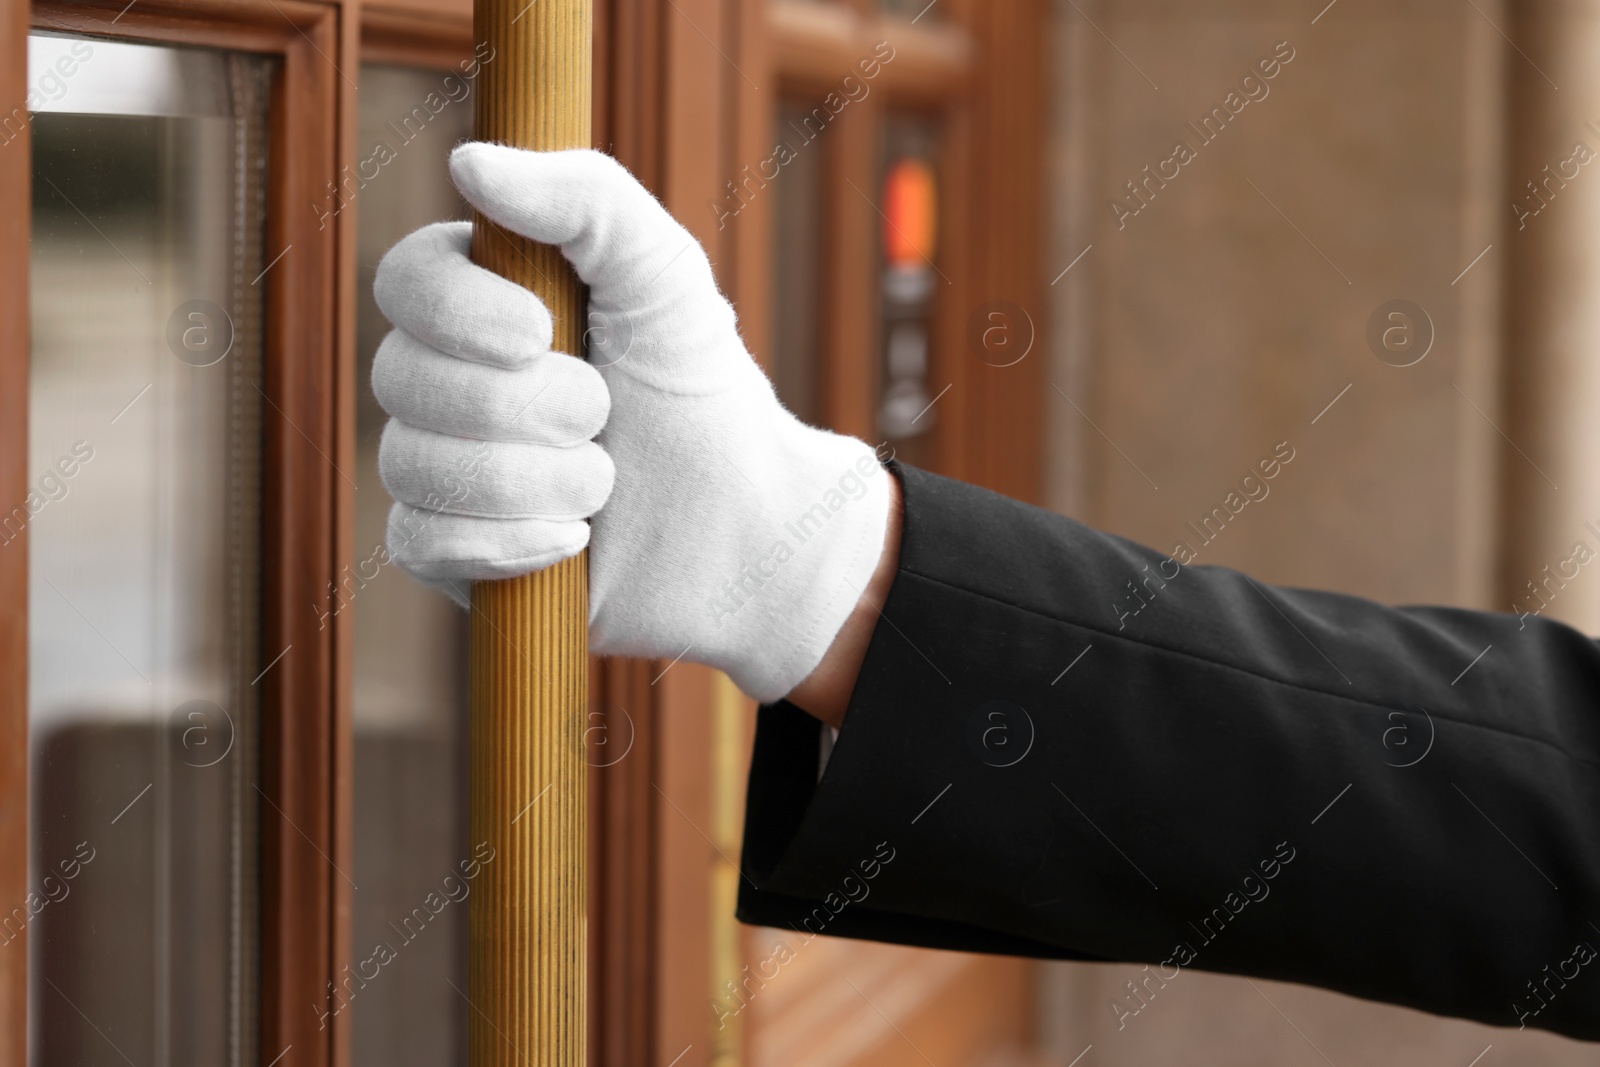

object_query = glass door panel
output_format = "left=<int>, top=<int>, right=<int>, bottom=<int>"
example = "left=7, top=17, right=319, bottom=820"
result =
left=350, top=62, right=475, bottom=1067
left=26, top=33, right=271, bottom=1067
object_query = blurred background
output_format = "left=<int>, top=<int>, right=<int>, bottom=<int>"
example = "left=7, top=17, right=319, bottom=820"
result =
left=17, top=0, right=1600, bottom=1064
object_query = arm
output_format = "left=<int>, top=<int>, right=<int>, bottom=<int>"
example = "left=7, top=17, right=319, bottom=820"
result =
left=369, top=145, right=1600, bottom=1039
left=787, top=473, right=901, bottom=730
left=738, top=464, right=1600, bottom=1041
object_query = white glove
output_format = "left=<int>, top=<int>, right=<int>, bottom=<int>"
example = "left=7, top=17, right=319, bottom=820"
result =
left=372, top=144, right=892, bottom=703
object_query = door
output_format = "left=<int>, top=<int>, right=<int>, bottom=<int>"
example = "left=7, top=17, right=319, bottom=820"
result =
left=0, top=1, right=1049, bottom=1065
left=24, top=31, right=270, bottom=1066
left=3, top=2, right=346, bottom=1064
left=739, top=1, right=1048, bottom=1063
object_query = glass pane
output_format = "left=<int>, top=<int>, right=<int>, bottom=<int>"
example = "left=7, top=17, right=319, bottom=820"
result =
left=26, top=33, right=270, bottom=1067
left=351, top=62, right=476, bottom=1067
left=876, top=115, right=941, bottom=469
left=772, top=101, right=825, bottom=426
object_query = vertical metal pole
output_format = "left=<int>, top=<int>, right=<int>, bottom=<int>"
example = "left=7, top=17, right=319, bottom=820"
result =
left=469, top=2, right=590, bottom=1064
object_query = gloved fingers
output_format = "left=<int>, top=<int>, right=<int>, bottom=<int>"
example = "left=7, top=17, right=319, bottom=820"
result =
left=372, top=328, right=608, bottom=446
left=373, top=220, right=554, bottom=370
left=385, top=502, right=591, bottom=584
left=449, top=144, right=719, bottom=307
left=378, top=419, right=615, bottom=521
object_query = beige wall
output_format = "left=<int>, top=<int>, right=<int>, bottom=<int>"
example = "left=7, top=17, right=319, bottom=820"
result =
left=1502, top=0, right=1600, bottom=637
left=1041, top=0, right=1596, bottom=1060
left=1048, top=0, right=1506, bottom=607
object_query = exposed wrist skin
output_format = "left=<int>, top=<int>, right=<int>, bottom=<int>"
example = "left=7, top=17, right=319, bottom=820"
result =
left=786, top=469, right=903, bottom=729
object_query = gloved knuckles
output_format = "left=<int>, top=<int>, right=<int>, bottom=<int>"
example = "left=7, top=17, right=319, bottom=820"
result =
left=378, top=419, right=614, bottom=521
left=373, top=220, right=553, bottom=370
left=372, top=328, right=608, bottom=445
left=385, top=503, right=590, bottom=586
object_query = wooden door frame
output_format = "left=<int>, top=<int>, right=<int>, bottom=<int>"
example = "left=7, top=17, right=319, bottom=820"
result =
left=0, top=0, right=28, bottom=1059
left=947, top=0, right=1048, bottom=503
left=0, top=1, right=358, bottom=1065
left=350, top=4, right=771, bottom=1064
left=0, top=0, right=1044, bottom=1064
left=0, top=0, right=734, bottom=1062
left=766, top=0, right=1047, bottom=502
left=744, top=0, right=1049, bottom=1060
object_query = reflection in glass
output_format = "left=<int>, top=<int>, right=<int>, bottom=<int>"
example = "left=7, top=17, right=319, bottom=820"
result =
left=26, top=33, right=270, bottom=1067
left=876, top=116, right=941, bottom=469
left=351, top=62, right=477, bottom=1067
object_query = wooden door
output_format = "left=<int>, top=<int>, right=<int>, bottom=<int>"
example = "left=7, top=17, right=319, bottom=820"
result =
left=0, top=1, right=1049, bottom=1065
left=726, top=2, right=1051, bottom=1064
left=3, top=2, right=352, bottom=1065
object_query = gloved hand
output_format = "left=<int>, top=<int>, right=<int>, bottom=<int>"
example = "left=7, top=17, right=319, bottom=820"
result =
left=372, top=144, right=893, bottom=703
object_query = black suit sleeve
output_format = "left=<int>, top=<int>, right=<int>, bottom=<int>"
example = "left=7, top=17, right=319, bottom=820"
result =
left=736, top=463, right=1600, bottom=1040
